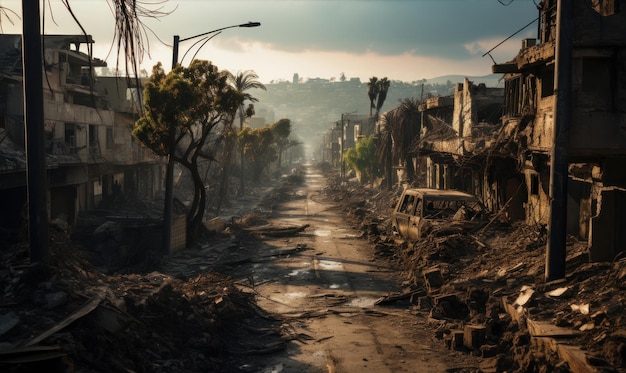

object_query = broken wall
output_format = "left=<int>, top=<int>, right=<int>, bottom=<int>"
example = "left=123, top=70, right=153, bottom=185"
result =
left=589, top=189, right=626, bottom=262
left=453, top=79, right=504, bottom=140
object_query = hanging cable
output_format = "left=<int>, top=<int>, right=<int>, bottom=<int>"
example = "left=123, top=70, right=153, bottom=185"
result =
left=481, top=16, right=539, bottom=59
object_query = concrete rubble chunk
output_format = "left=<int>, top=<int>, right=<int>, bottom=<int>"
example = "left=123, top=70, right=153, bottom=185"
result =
left=0, top=311, right=20, bottom=336
left=464, top=324, right=487, bottom=350
left=546, top=287, right=570, bottom=298
left=513, top=285, right=534, bottom=307
left=451, top=330, right=464, bottom=350
left=45, top=291, right=68, bottom=309
left=570, top=303, right=590, bottom=315
left=423, top=266, right=444, bottom=293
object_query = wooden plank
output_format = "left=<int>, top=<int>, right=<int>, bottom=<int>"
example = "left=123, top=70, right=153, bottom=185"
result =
left=526, top=319, right=581, bottom=339
left=557, top=344, right=599, bottom=373
left=19, top=292, right=105, bottom=348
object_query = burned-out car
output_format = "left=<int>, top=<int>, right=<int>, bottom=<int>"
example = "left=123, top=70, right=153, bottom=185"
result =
left=391, top=188, right=488, bottom=240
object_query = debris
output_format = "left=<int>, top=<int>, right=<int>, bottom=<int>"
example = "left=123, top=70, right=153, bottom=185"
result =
left=203, top=217, right=225, bottom=233
left=580, top=322, right=595, bottom=331
left=545, top=287, right=569, bottom=297
left=463, top=324, right=487, bottom=350
left=18, top=292, right=105, bottom=349
left=245, top=224, right=310, bottom=237
left=374, top=289, right=426, bottom=305
left=423, top=267, right=444, bottom=293
left=570, top=303, right=590, bottom=315
left=44, top=291, right=68, bottom=309
left=513, top=286, right=534, bottom=307
left=0, top=312, right=19, bottom=337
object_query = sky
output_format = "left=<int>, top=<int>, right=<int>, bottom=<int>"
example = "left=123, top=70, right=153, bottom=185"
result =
left=0, top=0, right=540, bottom=83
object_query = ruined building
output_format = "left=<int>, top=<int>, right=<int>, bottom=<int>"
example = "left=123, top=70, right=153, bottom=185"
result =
left=493, top=0, right=626, bottom=261
left=389, top=0, right=626, bottom=262
left=0, top=35, right=162, bottom=244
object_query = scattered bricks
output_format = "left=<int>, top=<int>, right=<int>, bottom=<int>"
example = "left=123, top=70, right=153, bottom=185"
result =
left=432, top=293, right=470, bottom=320
left=486, top=318, right=507, bottom=340
left=416, top=295, right=434, bottom=311
left=423, top=266, right=444, bottom=293
left=464, top=324, right=487, bottom=350
left=449, top=329, right=464, bottom=350
left=467, top=288, right=489, bottom=314
left=431, top=293, right=457, bottom=319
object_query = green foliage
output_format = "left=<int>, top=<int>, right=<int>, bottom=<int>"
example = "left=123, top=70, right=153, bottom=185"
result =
left=238, top=118, right=293, bottom=181
left=132, top=60, right=244, bottom=237
left=133, top=61, right=241, bottom=158
left=132, top=63, right=196, bottom=155
left=366, top=76, right=390, bottom=117
left=271, top=118, right=291, bottom=169
left=239, top=126, right=275, bottom=182
left=271, top=118, right=291, bottom=139
left=344, top=135, right=380, bottom=184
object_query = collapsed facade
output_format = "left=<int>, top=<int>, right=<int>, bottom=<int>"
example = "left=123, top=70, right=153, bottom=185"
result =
left=0, top=34, right=162, bottom=244
left=406, top=1, right=626, bottom=262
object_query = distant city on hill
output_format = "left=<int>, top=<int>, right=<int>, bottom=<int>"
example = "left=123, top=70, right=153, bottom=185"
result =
left=251, top=73, right=503, bottom=146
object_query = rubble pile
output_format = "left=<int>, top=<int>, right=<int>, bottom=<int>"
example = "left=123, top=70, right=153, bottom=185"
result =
left=324, top=174, right=626, bottom=372
left=0, top=227, right=284, bottom=372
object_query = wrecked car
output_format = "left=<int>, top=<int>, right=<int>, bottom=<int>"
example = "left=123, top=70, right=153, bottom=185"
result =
left=391, top=188, right=488, bottom=240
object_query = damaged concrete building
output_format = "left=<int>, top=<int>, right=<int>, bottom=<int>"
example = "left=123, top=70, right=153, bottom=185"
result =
left=0, top=34, right=162, bottom=244
left=320, top=113, right=372, bottom=169
left=492, top=0, right=626, bottom=261
left=413, top=79, right=528, bottom=220
left=405, top=0, right=626, bottom=262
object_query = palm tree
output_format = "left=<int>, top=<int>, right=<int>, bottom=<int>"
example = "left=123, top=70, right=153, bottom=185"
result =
left=376, top=98, right=422, bottom=187
left=392, top=98, right=422, bottom=183
left=367, top=76, right=379, bottom=117
left=375, top=77, right=390, bottom=117
left=227, top=70, right=267, bottom=130
left=226, top=70, right=266, bottom=197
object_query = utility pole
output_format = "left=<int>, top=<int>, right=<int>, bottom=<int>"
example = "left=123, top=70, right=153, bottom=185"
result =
left=546, top=0, right=572, bottom=282
left=162, top=35, right=181, bottom=255
left=239, top=112, right=245, bottom=195
left=23, top=0, right=49, bottom=263
left=341, top=113, right=345, bottom=179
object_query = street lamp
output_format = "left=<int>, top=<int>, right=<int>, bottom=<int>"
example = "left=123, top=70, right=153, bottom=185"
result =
left=163, top=21, right=261, bottom=253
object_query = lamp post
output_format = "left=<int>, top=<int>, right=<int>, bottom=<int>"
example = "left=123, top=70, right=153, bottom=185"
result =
left=163, top=21, right=260, bottom=254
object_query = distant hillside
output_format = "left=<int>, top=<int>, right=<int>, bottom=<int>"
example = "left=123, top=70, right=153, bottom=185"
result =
left=251, top=74, right=506, bottom=149
left=425, top=74, right=504, bottom=88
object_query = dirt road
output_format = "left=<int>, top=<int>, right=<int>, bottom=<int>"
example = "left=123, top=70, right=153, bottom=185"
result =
left=232, top=165, right=480, bottom=372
